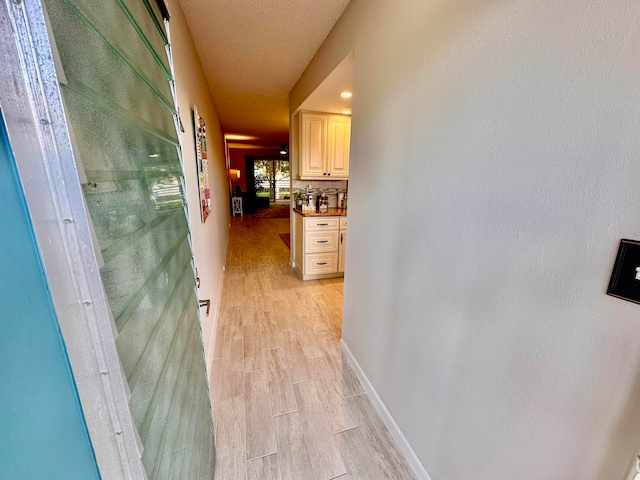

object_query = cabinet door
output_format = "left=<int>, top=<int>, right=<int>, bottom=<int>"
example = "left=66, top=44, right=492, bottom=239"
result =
left=338, top=230, right=346, bottom=273
left=300, top=113, right=327, bottom=178
left=327, top=115, right=350, bottom=178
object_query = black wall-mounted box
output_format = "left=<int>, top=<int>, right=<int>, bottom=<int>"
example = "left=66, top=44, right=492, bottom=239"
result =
left=607, top=239, right=640, bottom=305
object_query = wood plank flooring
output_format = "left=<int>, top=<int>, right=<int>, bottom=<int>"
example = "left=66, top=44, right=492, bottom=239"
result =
left=210, top=217, right=415, bottom=480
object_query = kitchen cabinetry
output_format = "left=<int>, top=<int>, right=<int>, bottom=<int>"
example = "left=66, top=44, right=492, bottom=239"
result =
left=293, top=213, right=347, bottom=280
left=327, top=116, right=350, bottom=178
left=338, top=217, right=347, bottom=273
left=299, top=111, right=350, bottom=179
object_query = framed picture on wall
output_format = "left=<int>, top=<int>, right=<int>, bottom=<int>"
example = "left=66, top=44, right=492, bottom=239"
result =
left=193, top=106, right=210, bottom=222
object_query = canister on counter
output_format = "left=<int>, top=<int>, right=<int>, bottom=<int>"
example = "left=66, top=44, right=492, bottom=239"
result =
left=319, top=193, right=329, bottom=212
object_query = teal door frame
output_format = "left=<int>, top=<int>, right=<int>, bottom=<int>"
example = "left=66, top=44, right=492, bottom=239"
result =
left=0, top=106, right=101, bottom=479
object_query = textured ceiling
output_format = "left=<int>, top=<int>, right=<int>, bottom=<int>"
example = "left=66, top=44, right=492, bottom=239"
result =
left=177, top=0, right=351, bottom=147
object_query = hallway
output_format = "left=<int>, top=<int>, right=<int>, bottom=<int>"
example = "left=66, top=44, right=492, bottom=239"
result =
left=209, top=217, right=415, bottom=479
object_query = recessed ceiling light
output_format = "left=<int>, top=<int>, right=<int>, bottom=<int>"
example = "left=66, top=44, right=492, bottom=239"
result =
left=148, top=153, right=159, bottom=158
left=340, top=91, right=352, bottom=99
left=341, top=109, right=352, bottom=115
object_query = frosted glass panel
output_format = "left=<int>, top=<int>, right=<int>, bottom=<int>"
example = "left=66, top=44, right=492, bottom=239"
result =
left=45, top=0, right=214, bottom=478
left=48, top=0, right=175, bottom=131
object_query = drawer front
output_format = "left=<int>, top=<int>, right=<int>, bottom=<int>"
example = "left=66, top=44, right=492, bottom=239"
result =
left=304, top=253, right=338, bottom=276
left=305, top=231, right=339, bottom=253
left=339, top=217, right=347, bottom=230
left=305, top=217, right=339, bottom=231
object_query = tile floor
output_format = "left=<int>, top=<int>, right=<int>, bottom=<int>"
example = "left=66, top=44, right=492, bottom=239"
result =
left=209, top=216, right=415, bottom=480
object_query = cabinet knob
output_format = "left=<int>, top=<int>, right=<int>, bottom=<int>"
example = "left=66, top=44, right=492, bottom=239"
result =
left=327, top=173, right=330, bottom=176
left=323, top=172, right=327, bottom=175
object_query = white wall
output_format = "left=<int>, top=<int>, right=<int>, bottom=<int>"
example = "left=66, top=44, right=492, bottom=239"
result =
left=168, top=0, right=229, bottom=366
left=292, top=0, right=640, bottom=478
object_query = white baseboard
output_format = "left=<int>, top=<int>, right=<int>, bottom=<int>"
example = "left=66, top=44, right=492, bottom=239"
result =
left=207, top=230, right=230, bottom=365
left=205, top=267, right=225, bottom=366
left=340, top=339, right=432, bottom=480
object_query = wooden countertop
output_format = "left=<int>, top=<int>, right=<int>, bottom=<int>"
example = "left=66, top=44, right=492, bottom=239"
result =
left=293, top=207, right=347, bottom=217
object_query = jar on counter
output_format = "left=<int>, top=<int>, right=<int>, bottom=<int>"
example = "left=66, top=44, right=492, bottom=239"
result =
left=319, top=193, right=329, bottom=212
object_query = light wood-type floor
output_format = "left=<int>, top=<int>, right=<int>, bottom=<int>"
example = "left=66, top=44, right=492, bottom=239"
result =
left=210, top=216, right=415, bottom=480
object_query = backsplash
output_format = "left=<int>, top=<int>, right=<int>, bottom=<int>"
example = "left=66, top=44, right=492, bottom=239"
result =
left=292, top=179, right=348, bottom=208
left=292, top=179, right=347, bottom=191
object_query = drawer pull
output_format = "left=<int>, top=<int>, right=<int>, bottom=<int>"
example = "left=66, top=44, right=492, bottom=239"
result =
left=316, top=262, right=328, bottom=266
left=317, top=223, right=329, bottom=226
left=317, top=240, right=328, bottom=244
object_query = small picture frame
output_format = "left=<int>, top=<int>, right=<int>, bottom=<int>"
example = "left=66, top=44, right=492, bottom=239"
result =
left=607, top=239, right=640, bottom=305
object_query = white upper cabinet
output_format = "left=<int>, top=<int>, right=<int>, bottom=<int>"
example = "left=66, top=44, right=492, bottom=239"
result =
left=300, top=113, right=326, bottom=177
left=299, top=111, right=350, bottom=179
left=327, top=115, right=350, bottom=178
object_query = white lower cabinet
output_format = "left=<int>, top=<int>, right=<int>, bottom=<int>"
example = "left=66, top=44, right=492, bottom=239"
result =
left=294, top=214, right=347, bottom=280
left=305, top=253, right=339, bottom=276
left=338, top=230, right=346, bottom=273
left=338, top=217, right=347, bottom=273
left=305, top=230, right=339, bottom=253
